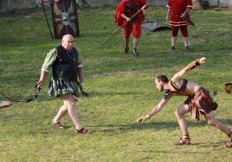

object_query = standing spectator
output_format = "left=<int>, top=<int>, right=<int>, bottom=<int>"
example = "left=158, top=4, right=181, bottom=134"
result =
left=166, top=0, right=193, bottom=51
left=115, top=0, right=149, bottom=56
left=37, top=34, right=90, bottom=134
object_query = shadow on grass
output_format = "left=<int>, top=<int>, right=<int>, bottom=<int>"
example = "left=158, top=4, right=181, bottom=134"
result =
left=86, top=91, right=142, bottom=97
left=88, top=119, right=232, bottom=134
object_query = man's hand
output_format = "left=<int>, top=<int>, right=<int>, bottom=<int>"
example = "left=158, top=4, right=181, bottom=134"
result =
left=126, top=17, right=131, bottom=22
left=199, top=57, right=207, bottom=64
left=36, top=80, right=44, bottom=89
left=136, top=115, right=150, bottom=124
left=78, top=73, right=84, bottom=83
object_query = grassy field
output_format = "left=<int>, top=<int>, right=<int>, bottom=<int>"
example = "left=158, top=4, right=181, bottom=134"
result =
left=0, top=7, right=232, bottom=162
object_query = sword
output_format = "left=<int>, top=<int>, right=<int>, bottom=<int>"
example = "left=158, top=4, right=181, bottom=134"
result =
left=176, top=14, right=195, bottom=26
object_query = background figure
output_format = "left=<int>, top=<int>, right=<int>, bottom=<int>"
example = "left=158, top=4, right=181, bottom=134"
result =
left=115, top=0, right=149, bottom=56
left=37, top=34, right=90, bottom=134
left=137, top=57, right=232, bottom=148
left=166, top=0, right=192, bottom=51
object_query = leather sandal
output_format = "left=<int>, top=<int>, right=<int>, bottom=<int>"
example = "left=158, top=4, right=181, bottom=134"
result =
left=132, top=48, right=139, bottom=56
left=171, top=46, right=175, bottom=51
left=174, top=137, right=191, bottom=145
left=124, top=46, right=129, bottom=54
left=185, top=46, right=190, bottom=51
left=75, top=128, right=91, bottom=134
left=224, top=138, right=232, bottom=148
left=51, top=121, right=64, bottom=129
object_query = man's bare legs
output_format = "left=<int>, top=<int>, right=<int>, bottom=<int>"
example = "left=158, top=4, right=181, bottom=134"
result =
left=124, top=38, right=129, bottom=54
left=52, top=105, right=68, bottom=123
left=52, top=94, right=83, bottom=130
left=182, top=36, right=188, bottom=47
left=171, top=36, right=177, bottom=50
left=204, top=111, right=232, bottom=138
left=175, top=104, right=190, bottom=138
left=124, top=37, right=139, bottom=55
left=175, top=105, right=232, bottom=146
left=171, top=36, right=189, bottom=51
left=182, top=36, right=189, bottom=51
left=133, top=37, right=138, bottom=50
left=132, top=37, right=139, bottom=55
left=205, top=111, right=232, bottom=147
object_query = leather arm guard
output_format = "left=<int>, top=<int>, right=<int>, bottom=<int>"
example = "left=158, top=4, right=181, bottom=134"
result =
left=185, top=59, right=200, bottom=70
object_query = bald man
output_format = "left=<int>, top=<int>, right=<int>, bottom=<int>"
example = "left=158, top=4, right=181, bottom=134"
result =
left=37, top=34, right=90, bottom=134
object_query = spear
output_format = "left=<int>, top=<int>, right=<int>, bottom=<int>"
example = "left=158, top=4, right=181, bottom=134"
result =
left=183, top=16, right=195, bottom=26
left=40, top=0, right=54, bottom=39
left=102, top=4, right=147, bottom=45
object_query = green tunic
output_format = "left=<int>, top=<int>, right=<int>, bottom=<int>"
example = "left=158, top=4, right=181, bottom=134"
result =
left=41, top=47, right=82, bottom=98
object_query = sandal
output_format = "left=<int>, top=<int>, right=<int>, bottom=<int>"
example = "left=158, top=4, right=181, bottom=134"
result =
left=174, top=137, right=191, bottom=145
left=171, top=46, right=175, bottom=51
left=224, top=138, right=232, bottom=148
left=51, top=121, right=64, bottom=129
left=132, top=48, right=139, bottom=56
left=124, top=46, right=129, bottom=54
left=75, top=128, right=91, bottom=134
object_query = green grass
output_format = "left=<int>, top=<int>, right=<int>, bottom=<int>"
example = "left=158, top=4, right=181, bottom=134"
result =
left=0, top=7, right=232, bottom=161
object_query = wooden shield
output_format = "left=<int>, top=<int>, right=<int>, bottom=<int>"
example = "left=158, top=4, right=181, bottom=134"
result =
left=51, top=0, right=80, bottom=39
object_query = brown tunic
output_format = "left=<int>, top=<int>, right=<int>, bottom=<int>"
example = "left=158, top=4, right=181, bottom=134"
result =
left=163, top=80, right=218, bottom=120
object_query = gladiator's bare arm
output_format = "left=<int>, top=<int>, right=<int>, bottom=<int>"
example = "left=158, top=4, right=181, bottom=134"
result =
left=173, top=57, right=207, bottom=80
left=136, top=99, right=168, bottom=123
left=146, top=99, right=168, bottom=118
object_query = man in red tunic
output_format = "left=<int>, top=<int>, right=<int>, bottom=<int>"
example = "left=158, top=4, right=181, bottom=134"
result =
left=115, top=0, right=149, bottom=56
left=166, top=0, right=193, bottom=51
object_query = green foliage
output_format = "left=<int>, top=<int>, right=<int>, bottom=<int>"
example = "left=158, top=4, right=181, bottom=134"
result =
left=0, top=7, right=232, bottom=161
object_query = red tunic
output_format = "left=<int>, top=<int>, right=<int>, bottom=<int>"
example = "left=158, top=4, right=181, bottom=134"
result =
left=115, top=0, right=147, bottom=27
left=167, top=0, right=192, bottom=26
